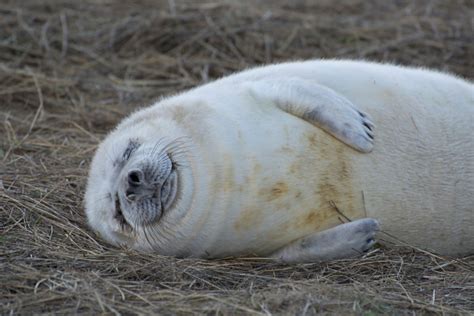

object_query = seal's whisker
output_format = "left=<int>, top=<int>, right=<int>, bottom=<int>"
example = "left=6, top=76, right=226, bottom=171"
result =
left=142, top=225, right=157, bottom=251
left=148, top=223, right=172, bottom=248
left=94, top=193, right=112, bottom=204
left=148, top=137, right=166, bottom=157
left=164, top=138, right=194, bottom=153
left=143, top=221, right=173, bottom=251
left=160, top=137, right=191, bottom=151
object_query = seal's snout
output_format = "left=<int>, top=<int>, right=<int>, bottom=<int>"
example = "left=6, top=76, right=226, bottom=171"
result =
left=128, top=169, right=144, bottom=187
left=125, top=169, right=143, bottom=201
left=119, top=158, right=178, bottom=225
left=124, top=168, right=156, bottom=202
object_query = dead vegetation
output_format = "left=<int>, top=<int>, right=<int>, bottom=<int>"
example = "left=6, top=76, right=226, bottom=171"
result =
left=1, top=0, right=473, bottom=314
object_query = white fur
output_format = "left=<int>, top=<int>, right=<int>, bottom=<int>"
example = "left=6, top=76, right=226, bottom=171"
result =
left=85, top=60, right=474, bottom=259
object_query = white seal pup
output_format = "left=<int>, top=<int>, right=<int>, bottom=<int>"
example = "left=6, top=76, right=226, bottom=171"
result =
left=84, top=60, right=474, bottom=263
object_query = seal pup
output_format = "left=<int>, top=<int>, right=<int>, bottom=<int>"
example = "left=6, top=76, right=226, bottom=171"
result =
left=84, top=60, right=474, bottom=263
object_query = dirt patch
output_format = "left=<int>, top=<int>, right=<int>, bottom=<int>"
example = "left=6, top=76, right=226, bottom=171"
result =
left=1, top=0, right=473, bottom=314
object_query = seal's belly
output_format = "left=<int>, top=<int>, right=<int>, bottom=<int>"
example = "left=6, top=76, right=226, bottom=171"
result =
left=203, top=108, right=367, bottom=256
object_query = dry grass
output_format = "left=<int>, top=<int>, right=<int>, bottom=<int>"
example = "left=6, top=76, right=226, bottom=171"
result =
left=1, top=0, right=473, bottom=314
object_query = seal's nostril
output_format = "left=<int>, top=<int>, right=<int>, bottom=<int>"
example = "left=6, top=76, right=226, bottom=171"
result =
left=125, top=188, right=136, bottom=201
left=128, top=170, right=143, bottom=186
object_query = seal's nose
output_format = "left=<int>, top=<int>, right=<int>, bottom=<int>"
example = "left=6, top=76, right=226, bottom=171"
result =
left=125, top=169, right=148, bottom=201
left=125, top=168, right=159, bottom=202
left=128, top=169, right=144, bottom=187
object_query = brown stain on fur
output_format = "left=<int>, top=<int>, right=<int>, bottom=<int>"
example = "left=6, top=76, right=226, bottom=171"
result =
left=120, top=101, right=213, bottom=131
left=217, top=153, right=236, bottom=193
left=169, top=102, right=218, bottom=145
left=170, top=105, right=189, bottom=124
left=170, top=102, right=213, bottom=125
left=291, top=130, right=364, bottom=233
left=255, top=129, right=365, bottom=246
left=307, top=133, right=318, bottom=147
left=289, top=162, right=299, bottom=174
left=291, top=210, right=331, bottom=231
left=234, top=207, right=263, bottom=231
left=253, top=162, right=262, bottom=174
left=235, top=182, right=289, bottom=232
left=260, top=182, right=289, bottom=202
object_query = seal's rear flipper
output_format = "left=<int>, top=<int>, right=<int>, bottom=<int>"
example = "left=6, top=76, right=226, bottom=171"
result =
left=270, top=218, right=379, bottom=263
left=245, top=78, right=375, bottom=153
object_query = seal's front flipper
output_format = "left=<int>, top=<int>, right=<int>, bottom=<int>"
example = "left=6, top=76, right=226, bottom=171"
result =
left=246, top=78, right=375, bottom=153
left=270, top=218, right=379, bottom=263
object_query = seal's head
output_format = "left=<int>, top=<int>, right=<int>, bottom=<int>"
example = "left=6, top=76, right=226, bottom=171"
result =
left=115, top=139, right=178, bottom=225
left=84, top=115, right=195, bottom=253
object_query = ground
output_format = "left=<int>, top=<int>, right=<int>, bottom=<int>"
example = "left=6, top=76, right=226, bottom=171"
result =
left=1, top=0, right=473, bottom=315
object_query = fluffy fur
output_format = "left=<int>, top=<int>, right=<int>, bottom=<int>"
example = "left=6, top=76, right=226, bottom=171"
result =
left=85, top=60, right=474, bottom=260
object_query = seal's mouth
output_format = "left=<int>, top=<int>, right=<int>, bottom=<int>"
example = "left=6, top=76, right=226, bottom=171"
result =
left=114, top=166, right=178, bottom=228
left=115, top=195, right=132, bottom=231
left=159, top=168, right=177, bottom=212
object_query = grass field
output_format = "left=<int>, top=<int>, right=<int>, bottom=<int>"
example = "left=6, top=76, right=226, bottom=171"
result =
left=1, top=0, right=473, bottom=314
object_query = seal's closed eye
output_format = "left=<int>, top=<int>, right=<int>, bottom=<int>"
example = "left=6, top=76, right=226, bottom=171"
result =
left=123, top=139, right=141, bottom=161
